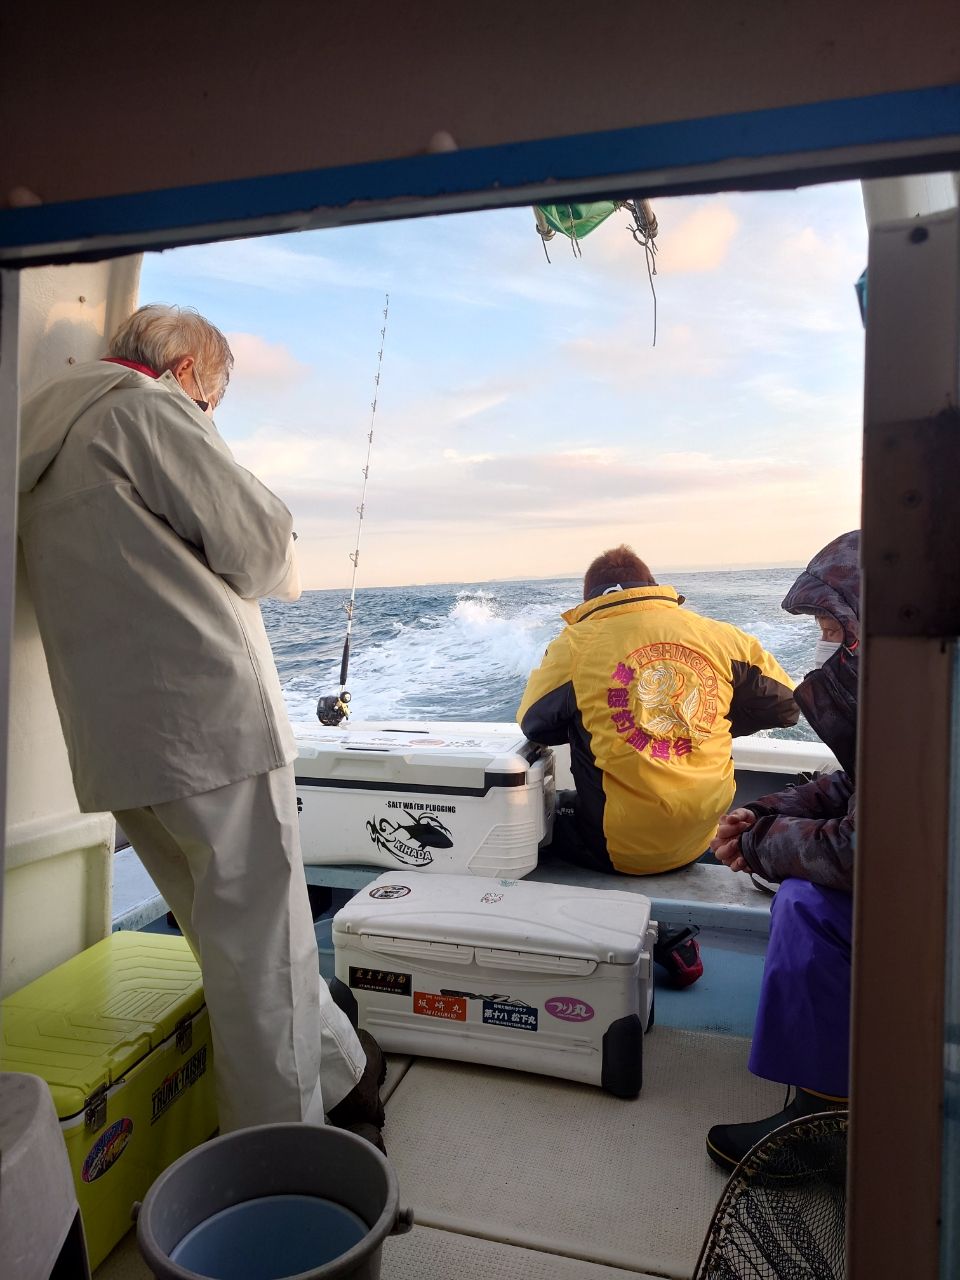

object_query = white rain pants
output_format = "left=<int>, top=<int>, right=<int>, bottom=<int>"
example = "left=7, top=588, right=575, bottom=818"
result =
left=115, top=764, right=364, bottom=1133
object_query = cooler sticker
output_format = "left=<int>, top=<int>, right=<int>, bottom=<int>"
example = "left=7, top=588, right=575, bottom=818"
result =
left=366, top=809, right=454, bottom=867
left=482, top=1000, right=539, bottom=1032
left=81, top=1117, right=133, bottom=1183
left=369, top=884, right=412, bottom=899
left=498, top=879, right=518, bottom=888
left=350, top=966, right=412, bottom=996
left=151, top=1046, right=209, bottom=1124
left=480, top=892, right=503, bottom=905
left=386, top=800, right=457, bottom=814
left=440, top=989, right=528, bottom=1006
left=545, top=997, right=596, bottom=1023
left=413, top=991, right=467, bottom=1021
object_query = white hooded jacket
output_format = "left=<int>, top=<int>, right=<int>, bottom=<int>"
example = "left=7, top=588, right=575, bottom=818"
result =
left=18, top=361, right=300, bottom=812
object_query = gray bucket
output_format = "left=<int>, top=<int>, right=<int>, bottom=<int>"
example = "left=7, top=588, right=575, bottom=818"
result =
left=136, top=1123, right=413, bottom=1280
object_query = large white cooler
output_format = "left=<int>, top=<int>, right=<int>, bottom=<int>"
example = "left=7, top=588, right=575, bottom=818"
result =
left=332, top=872, right=656, bottom=1097
left=295, top=725, right=554, bottom=879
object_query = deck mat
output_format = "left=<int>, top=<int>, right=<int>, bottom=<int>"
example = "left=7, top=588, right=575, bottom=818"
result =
left=384, top=1027, right=783, bottom=1278
left=94, top=1232, right=147, bottom=1280
left=94, top=1222, right=662, bottom=1280
left=383, top=1052, right=412, bottom=1102
left=382, top=1225, right=662, bottom=1278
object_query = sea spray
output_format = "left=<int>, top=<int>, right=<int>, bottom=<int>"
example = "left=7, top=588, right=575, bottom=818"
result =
left=263, top=568, right=816, bottom=740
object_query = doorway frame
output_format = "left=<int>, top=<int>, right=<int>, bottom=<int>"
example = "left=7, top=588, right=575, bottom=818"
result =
left=3, top=79, right=960, bottom=1280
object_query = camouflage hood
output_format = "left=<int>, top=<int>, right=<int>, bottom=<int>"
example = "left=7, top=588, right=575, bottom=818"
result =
left=785, top=531, right=860, bottom=775
left=782, top=530, right=860, bottom=647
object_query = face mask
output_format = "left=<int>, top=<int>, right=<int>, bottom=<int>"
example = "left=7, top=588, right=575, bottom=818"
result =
left=814, top=639, right=841, bottom=668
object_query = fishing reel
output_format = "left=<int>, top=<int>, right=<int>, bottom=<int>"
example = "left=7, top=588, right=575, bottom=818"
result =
left=317, top=691, right=351, bottom=727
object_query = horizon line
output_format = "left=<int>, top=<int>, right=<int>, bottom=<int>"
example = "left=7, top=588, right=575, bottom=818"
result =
left=298, top=561, right=807, bottom=592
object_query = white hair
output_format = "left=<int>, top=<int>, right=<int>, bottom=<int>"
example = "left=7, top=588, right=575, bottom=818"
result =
left=107, top=304, right=234, bottom=405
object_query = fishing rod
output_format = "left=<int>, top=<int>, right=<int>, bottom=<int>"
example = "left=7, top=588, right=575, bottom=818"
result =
left=317, top=294, right=390, bottom=727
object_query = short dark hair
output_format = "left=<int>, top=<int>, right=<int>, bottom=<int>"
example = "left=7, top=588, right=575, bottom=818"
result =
left=583, top=545, right=655, bottom=600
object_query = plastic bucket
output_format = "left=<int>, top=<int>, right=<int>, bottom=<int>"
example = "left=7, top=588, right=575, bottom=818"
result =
left=136, top=1124, right=413, bottom=1280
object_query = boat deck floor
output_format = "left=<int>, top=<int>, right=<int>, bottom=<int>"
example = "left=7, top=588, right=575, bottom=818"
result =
left=104, top=765, right=783, bottom=1280
left=95, top=1019, right=780, bottom=1280
left=102, top=850, right=775, bottom=1277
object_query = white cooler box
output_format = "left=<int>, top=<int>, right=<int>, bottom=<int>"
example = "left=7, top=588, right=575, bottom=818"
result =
left=332, top=872, right=656, bottom=1097
left=295, top=726, right=554, bottom=879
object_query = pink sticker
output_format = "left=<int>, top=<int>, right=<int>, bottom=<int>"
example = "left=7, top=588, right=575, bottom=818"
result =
left=545, top=996, right=595, bottom=1023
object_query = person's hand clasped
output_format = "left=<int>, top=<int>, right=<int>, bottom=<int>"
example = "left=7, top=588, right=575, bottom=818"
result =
left=710, top=807, right=757, bottom=874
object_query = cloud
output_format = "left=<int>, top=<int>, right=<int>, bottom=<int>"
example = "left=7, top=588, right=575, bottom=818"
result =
left=742, top=370, right=859, bottom=420
left=722, top=205, right=867, bottom=340
left=290, top=457, right=860, bottom=589
left=442, top=448, right=497, bottom=463
left=436, top=388, right=511, bottom=425
left=587, top=201, right=740, bottom=276
left=227, top=332, right=309, bottom=382
left=564, top=319, right=733, bottom=385
left=154, top=238, right=384, bottom=294
left=465, top=446, right=799, bottom=514
left=139, top=183, right=868, bottom=589
left=248, top=434, right=808, bottom=536
left=365, top=371, right=532, bottom=443
left=152, top=219, right=583, bottom=312
left=779, top=226, right=864, bottom=284
left=659, top=205, right=741, bottom=275
left=232, top=432, right=336, bottom=485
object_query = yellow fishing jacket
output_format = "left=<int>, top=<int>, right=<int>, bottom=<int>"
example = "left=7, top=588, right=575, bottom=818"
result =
left=517, top=586, right=798, bottom=874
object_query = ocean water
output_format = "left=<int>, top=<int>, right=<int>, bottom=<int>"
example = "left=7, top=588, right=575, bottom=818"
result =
left=262, top=567, right=819, bottom=741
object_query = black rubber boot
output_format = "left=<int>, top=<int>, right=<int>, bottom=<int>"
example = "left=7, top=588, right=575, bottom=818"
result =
left=327, top=1029, right=387, bottom=1153
left=706, top=1087, right=847, bottom=1173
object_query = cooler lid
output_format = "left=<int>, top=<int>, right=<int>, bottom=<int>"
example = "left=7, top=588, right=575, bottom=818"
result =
left=0, top=932, right=205, bottom=1119
left=294, top=725, right=540, bottom=793
left=333, top=872, right=651, bottom=965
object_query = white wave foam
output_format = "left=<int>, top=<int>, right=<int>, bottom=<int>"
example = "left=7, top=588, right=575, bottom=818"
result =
left=281, top=574, right=819, bottom=738
left=284, top=587, right=569, bottom=727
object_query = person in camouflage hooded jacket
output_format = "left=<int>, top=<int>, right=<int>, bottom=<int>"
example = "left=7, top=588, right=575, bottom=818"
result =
left=705, top=531, right=859, bottom=1171
left=734, top=528, right=859, bottom=887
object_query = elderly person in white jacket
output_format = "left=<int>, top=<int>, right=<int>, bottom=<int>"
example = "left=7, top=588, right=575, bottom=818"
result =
left=17, top=304, right=382, bottom=1139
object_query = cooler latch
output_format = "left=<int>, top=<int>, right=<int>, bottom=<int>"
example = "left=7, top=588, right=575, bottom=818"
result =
left=176, top=1016, right=194, bottom=1054
left=84, top=1084, right=108, bottom=1133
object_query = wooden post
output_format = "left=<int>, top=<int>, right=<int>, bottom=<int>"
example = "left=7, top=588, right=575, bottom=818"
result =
left=849, top=209, right=960, bottom=1280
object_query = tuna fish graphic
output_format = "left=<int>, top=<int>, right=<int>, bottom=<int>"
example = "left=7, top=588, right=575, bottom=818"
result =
left=366, top=810, right=454, bottom=867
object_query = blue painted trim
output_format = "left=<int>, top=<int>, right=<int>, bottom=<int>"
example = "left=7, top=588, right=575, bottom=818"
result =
left=2, top=82, right=958, bottom=255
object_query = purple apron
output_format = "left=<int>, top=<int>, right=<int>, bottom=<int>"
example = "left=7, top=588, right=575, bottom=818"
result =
left=749, top=877, right=853, bottom=1097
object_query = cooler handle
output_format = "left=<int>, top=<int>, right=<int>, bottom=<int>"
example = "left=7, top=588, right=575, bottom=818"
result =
left=475, top=947, right=597, bottom=975
left=359, top=934, right=475, bottom=964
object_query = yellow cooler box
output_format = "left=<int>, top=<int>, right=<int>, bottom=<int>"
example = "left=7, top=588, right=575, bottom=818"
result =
left=0, top=931, right=218, bottom=1269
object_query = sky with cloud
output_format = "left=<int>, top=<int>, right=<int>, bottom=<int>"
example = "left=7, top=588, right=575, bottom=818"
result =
left=139, top=181, right=867, bottom=589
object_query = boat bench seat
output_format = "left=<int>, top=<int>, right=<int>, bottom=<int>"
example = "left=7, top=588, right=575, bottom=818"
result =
left=112, top=851, right=771, bottom=938
left=295, top=858, right=772, bottom=938
left=111, top=732, right=820, bottom=937
left=529, top=858, right=772, bottom=936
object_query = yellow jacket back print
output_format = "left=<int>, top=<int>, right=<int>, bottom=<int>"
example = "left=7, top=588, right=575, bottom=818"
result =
left=517, top=587, right=798, bottom=874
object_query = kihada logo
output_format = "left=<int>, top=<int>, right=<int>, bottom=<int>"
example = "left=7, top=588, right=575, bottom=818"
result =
left=366, top=809, right=454, bottom=866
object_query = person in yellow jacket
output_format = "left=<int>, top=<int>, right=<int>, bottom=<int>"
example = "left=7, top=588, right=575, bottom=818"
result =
left=518, top=545, right=799, bottom=882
